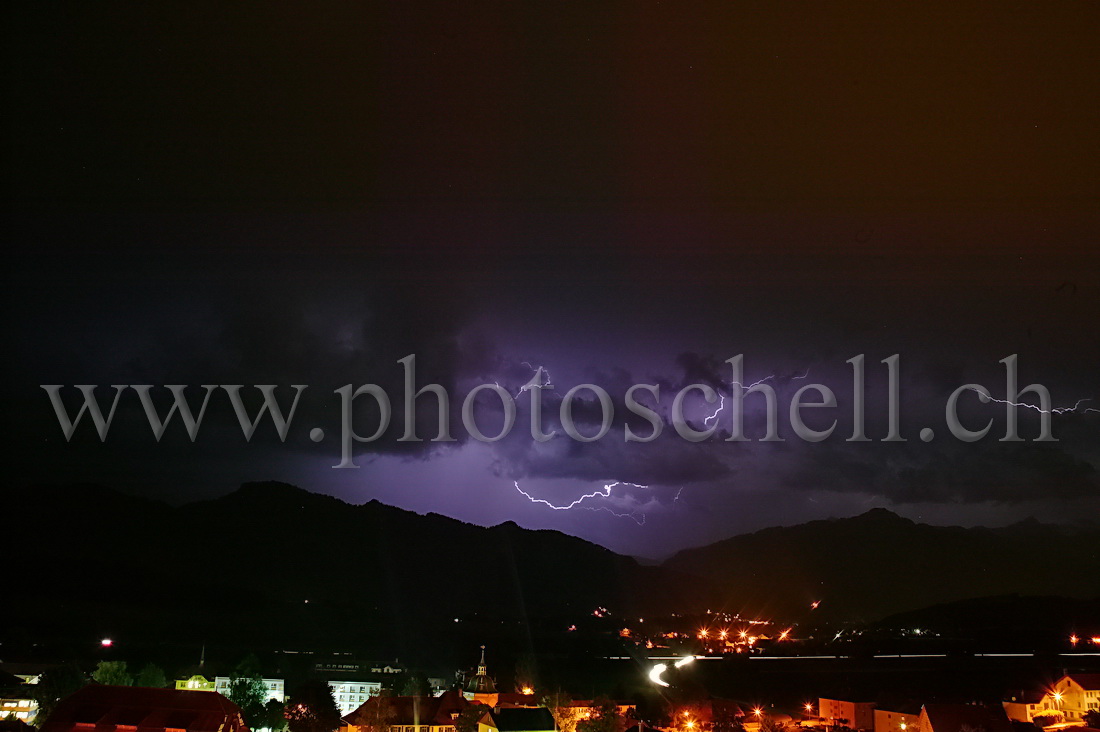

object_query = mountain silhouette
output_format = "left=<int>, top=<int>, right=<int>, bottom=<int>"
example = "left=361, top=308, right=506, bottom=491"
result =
left=6, top=482, right=1098, bottom=656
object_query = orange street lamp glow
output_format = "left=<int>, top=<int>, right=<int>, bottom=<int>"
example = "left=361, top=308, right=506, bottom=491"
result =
left=521, top=687, right=534, bottom=695
left=1070, top=635, right=1079, bottom=646
left=805, top=704, right=814, bottom=713
left=754, top=708, right=763, bottom=717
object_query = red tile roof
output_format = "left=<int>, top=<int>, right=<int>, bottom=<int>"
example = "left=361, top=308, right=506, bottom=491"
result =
left=1067, top=674, right=1100, bottom=691
left=922, top=704, right=1012, bottom=732
left=41, top=685, right=248, bottom=732
left=344, top=690, right=468, bottom=727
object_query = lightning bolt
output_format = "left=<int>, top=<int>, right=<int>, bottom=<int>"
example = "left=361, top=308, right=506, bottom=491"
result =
left=517, top=361, right=553, bottom=397
left=968, top=390, right=1099, bottom=415
left=512, top=480, right=647, bottom=524
left=704, top=368, right=811, bottom=427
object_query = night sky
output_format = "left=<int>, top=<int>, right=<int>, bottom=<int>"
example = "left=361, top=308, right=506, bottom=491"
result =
left=6, top=4, right=1099, bottom=558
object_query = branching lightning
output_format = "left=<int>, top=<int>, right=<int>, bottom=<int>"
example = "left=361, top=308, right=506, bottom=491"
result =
left=518, top=361, right=553, bottom=396
left=703, top=368, right=811, bottom=427
left=512, top=480, right=648, bottom=525
left=968, top=390, right=1099, bottom=415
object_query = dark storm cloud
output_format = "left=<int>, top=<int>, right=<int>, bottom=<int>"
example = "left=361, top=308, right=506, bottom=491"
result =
left=780, top=439, right=1099, bottom=504
left=6, top=3, right=1100, bottom=552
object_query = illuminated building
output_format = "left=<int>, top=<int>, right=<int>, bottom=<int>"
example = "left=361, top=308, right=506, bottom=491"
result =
left=0, top=668, right=41, bottom=722
left=38, top=685, right=249, bottom=732
left=328, top=680, right=382, bottom=716
left=1032, top=674, right=1100, bottom=722
left=463, top=647, right=498, bottom=707
left=873, top=707, right=920, bottom=732
left=175, top=675, right=216, bottom=692
left=0, top=695, right=38, bottom=722
left=214, top=676, right=285, bottom=703
left=1001, top=691, right=1045, bottom=723
left=564, top=701, right=637, bottom=719
left=819, top=699, right=875, bottom=732
left=341, top=689, right=468, bottom=732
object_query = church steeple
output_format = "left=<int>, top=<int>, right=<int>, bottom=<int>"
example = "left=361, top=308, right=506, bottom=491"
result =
left=464, top=645, right=497, bottom=701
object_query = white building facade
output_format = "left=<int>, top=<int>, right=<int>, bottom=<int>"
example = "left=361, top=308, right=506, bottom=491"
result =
left=214, top=677, right=286, bottom=703
left=328, top=680, right=382, bottom=716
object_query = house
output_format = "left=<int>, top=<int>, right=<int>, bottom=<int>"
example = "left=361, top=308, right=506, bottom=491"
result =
left=327, top=681, right=382, bottom=717
left=0, top=671, right=39, bottom=723
left=478, top=708, right=556, bottom=732
left=0, top=695, right=37, bottom=724
left=918, top=704, right=1011, bottom=732
left=1032, top=674, right=1100, bottom=722
left=342, top=689, right=468, bottom=732
left=214, top=677, right=284, bottom=704
left=1002, top=691, right=1045, bottom=723
left=176, top=676, right=216, bottom=693
left=819, top=699, right=875, bottom=731
left=0, top=663, right=57, bottom=686
left=38, top=684, right=249, bottom=732
left=873, top=706, right=920, bottom=732
left=563, top=701, right=637, bottom=722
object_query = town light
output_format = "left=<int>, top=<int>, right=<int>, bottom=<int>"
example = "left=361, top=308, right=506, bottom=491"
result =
left=100, top=638, right=113, bottom=648
left=1070, top=635, right=1079, bottom=646
left=521, top=687, right=534, bottom=695
left=754, top=708, right=763, bottom=717
left=805, top=704, right=814, bottom=713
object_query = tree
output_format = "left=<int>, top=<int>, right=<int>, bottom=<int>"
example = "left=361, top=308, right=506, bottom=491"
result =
left=1082, top=711, right=1100, bottom=729
left=258, top=699, right=290, bottom=732
left=92, top=661, right=133, bottom=686
left=400, top=672, right=430, bottom=697
left=284, top=680, right=342, bottom=732
left=228, top=655, right=269, bottom=727
left=135, top=664, right=167, bottom=688
left=577, top=699, right=626, bottom=732
left=455, top=703, right=491, bottom=732
left=759, top=719, right=789, bottom=732
left=1032, top=715, right=1061, bottom=728
left=347, top=694, right=397, bottom=732
left=31, top=664, right=87, bottom=723
left=543, top=693, right=585, bottom=732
